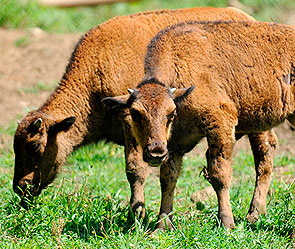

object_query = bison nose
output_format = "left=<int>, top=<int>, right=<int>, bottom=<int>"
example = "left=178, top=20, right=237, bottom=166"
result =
left=143, top=142, right=168, bottom=166
left=19, top=177, right=33, bottom=188
left=13, top=177, right=33, bottom=196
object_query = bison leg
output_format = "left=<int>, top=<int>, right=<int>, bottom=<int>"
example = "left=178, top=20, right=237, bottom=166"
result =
left=247, top=130, right=277, bottom=223
left=124, top=121, right=149, bottom=219
left=157, top=153, right=183, bottom=230
left=206, top=126, right=236, bottom=229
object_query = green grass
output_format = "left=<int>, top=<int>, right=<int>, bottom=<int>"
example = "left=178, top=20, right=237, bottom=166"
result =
left=14, top=36, right=31, bottom=47
left=0, top=123, right=18, bottom=137
left=1, top=0, right=295, bottom=33
left=17, top=81, right=58, bottom=94
left=0, top=140, right=294, bottom=248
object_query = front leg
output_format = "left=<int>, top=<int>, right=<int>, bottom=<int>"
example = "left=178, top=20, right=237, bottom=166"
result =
left=247, top=129, right=278, bottom=222
left=157, top=153, right=183, bottom=230
left=123, top=120, right=149, bottom=219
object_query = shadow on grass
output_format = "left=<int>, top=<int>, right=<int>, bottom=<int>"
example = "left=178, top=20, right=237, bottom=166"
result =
left=60, top=197, right=159, bottom=241
left=3, top=185, right=163, bottom=242
left=246, top=184, right=295, bottom=243
left=247, top=219, right=294, bottom=245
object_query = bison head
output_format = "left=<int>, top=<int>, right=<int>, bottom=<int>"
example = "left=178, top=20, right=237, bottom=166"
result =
left=102, top=78, right=194, bottom=166
left=13, top=111, right=75, bottom=205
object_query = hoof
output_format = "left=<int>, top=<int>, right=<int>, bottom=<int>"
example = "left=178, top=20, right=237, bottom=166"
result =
left=156, top=213, right=174, bottom=231
left=134, top=205, right=146, bottom=219
left=247, top=205, right=265, bottom=223
left=129, top=202, right=146, bottom=220
left=246, top=211, right=259, bottom=223
left=220, top=214, right=236, bottom=229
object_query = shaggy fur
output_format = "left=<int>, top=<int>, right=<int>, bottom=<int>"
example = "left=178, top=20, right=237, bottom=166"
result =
left=111, top=21, right=295, bottom=229
left=13, top=7, right=256, bottom=220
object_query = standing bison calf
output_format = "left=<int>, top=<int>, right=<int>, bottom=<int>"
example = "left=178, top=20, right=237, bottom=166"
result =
left=103, top=21, right=295, bottom=229
left=13, top=7, right=257, bottom=217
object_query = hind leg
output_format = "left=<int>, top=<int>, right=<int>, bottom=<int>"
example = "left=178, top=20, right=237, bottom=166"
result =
left=247, top=129, right=278, bottom=222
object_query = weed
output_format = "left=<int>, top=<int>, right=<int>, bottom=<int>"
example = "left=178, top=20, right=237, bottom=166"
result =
left=17, top=81, right=57, bottom=94
left=14, top=36, right=31, bottom=47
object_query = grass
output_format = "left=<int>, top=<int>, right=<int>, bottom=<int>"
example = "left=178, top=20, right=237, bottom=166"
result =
left=14, top=36, right=31, bottom=47
left=1, top=0, right=295, bottom=33
left=17, top=81, right=58, bottom=94
left=0, top=133, right=294, bottom=248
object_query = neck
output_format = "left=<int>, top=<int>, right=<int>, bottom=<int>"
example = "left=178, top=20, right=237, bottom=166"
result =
left=39, top=76, right=98, bottom=153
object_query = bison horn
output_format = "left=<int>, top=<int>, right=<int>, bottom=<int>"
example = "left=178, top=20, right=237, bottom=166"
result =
left=128, top=89, right=134, bottom=95
left=34, top=118, right=43, bottom=129
left=169, top=88, right=176, bottom=94
left=128, top=88, right=139, bottom=97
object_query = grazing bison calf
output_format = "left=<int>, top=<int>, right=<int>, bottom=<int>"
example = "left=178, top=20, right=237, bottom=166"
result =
left=103, top=21, right=295, bottom=229
left=12, top=7, right=256, bottom=218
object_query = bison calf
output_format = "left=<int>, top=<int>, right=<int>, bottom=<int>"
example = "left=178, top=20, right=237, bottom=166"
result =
left=13, top=7, right=256, bottom=223
left=103, top=21, right=295, bottom=229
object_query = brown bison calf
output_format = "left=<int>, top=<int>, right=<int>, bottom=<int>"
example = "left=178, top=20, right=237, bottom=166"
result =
left=103, top=21, right=295, bottom=229
left=12, top=7, right=257, bottom=219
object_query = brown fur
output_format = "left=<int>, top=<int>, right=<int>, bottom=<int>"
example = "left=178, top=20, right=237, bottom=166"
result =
left=107, top=21, right=295, bottom=229
left=13, top=7, right=255, bottom=218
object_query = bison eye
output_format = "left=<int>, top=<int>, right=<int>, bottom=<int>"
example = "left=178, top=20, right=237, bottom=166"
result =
left=167, top=110, right=176, bottom=125
left=130, top=109, right=142, bottom=123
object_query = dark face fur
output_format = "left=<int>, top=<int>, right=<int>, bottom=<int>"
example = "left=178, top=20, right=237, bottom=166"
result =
left=13, top=111, right=75, bottom=204
left=128, top=84, right=176, bottom=166
left=102, top=79, right=194, bottom=166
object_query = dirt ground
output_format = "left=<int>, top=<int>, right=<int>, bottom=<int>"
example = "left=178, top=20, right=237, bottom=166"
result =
left=0, top=27, right=294, bottom=184
left=0, top=28, right=80, bottom=126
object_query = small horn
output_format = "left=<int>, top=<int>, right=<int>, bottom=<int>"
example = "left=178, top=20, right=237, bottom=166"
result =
left=128, top=89, right=134, bottom=95
left=34, top=118, right=42, bottom=129
left=128, top=88, right=139, bottom=97
left=169, top=88, right=176, bottom=94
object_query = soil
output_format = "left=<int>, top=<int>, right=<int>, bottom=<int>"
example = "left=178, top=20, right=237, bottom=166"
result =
left=0, top=28, right=80, bottom=126
left=0, top=28, right=294, bottom=184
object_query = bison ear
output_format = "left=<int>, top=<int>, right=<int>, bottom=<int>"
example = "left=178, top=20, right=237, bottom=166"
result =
left=102, top=94, right=130, bottom=109
left=29, top=118, right=44, bottom=133
left=172, top=86, right=195, bottom=105
left=33, top=118, right=43, bottom=129
left=51, top=116, right=76, bottom=134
